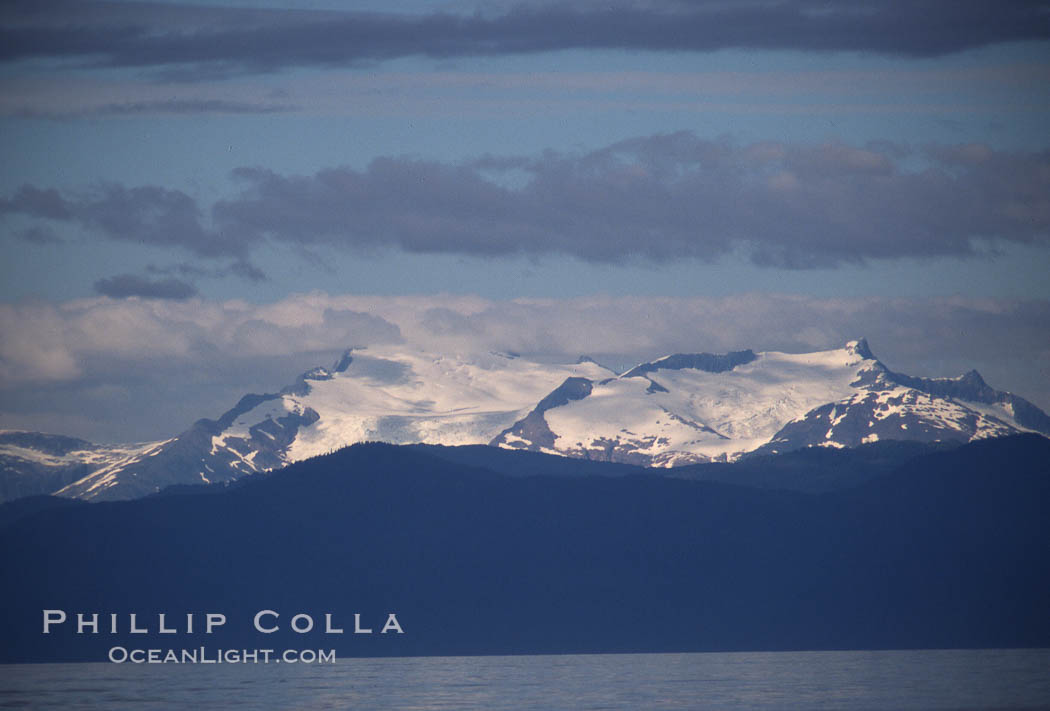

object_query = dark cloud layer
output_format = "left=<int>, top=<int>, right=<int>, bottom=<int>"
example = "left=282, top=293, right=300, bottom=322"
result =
left=4, top=135, right=1049, bottom=268
left=94, top=273, right=198, bottom=300
left=2, top=0, right=1047, bottom=77
left=1, top=183, right=244, bottom=257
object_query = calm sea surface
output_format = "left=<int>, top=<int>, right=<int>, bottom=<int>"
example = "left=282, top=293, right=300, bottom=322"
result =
left=2, top=649, right=1049, bottom=710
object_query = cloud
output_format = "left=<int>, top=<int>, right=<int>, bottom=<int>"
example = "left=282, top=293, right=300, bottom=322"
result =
left=211, top=137, right=1050, bottom=267
left=1, top=0, right=1047, bottom=78
left=146, top=261, right=268, bottom=283
left=0, top=302, right=82, bottom=384
left=94, top=274, right=199, bottom=301
left=0, top=183, right=245, bottom=258
left=17, top=226, right=63, bottom=244
left=0, top=292, right=1047, bottom=443
left=6, top=64, right=1046, bottom=120
left=4, top=135, right=1049, bottom=268
left=0, top=72, right=307, bottom=118
left=0, top=292, right=405, bottom=392
left=13, top=99, right=297, bottom=119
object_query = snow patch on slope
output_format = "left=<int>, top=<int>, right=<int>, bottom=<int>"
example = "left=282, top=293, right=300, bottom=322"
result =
left=541, top=343, right=876, bottom=464
left=279, top=348, right=615, bottom=462
left=54, top=440, right=172, bottom=497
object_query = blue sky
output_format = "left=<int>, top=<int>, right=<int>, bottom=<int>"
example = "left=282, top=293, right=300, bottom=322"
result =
left=2, top=0, right=1049, bottom=441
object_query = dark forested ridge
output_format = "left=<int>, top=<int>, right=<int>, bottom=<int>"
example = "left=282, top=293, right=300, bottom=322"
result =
left=1, top=435, right=1048, bottom=662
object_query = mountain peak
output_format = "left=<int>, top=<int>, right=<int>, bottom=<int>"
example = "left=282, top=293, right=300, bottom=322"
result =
left=332, top=349, right=354, bottom=373
left=845, top=338, right=875, bottom=360
left=19, top=342, right=1048, bottom=503
left=958, top=369, right=987, bottom=387
left=622, top=349, right=757, bottom=378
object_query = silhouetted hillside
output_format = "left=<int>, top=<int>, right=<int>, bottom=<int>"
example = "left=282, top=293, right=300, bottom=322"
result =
left=1, top=435, right=1047, bottom=662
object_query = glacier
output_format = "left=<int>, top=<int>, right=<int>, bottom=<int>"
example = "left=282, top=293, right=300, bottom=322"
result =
left=3, top=338, right=1047, bottom=501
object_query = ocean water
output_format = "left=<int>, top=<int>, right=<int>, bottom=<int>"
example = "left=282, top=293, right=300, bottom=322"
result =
left=2, top=649, right=1049, bottom=710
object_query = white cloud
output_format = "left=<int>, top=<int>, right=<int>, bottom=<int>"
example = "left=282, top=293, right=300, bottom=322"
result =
left=1, top=291, right=1047, bottom=442
left=0, top=303, right=81, bottom=383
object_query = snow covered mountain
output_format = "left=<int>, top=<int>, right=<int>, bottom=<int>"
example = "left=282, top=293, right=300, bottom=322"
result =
left=494, top=339, right=1050, bottom=464
left=0, top=431, right=170, bottom=502
left=4, top=339, right=1047, bottom=501
left=48, top=348, right=615, bottom=500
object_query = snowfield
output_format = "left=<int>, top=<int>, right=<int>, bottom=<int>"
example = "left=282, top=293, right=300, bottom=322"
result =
left=7, top=338, right=1047, bottom=501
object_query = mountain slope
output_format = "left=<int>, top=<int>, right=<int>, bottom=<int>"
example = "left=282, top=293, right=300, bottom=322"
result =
left=52, top=348, right=615, bottom=500
left=5, top=339, right=1048, bottom=502
left=0, top=431, right=170, bottom=501
left=493, top=339, right=1045, bottom=464
left=753, top=356, right=1050, bottom=455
